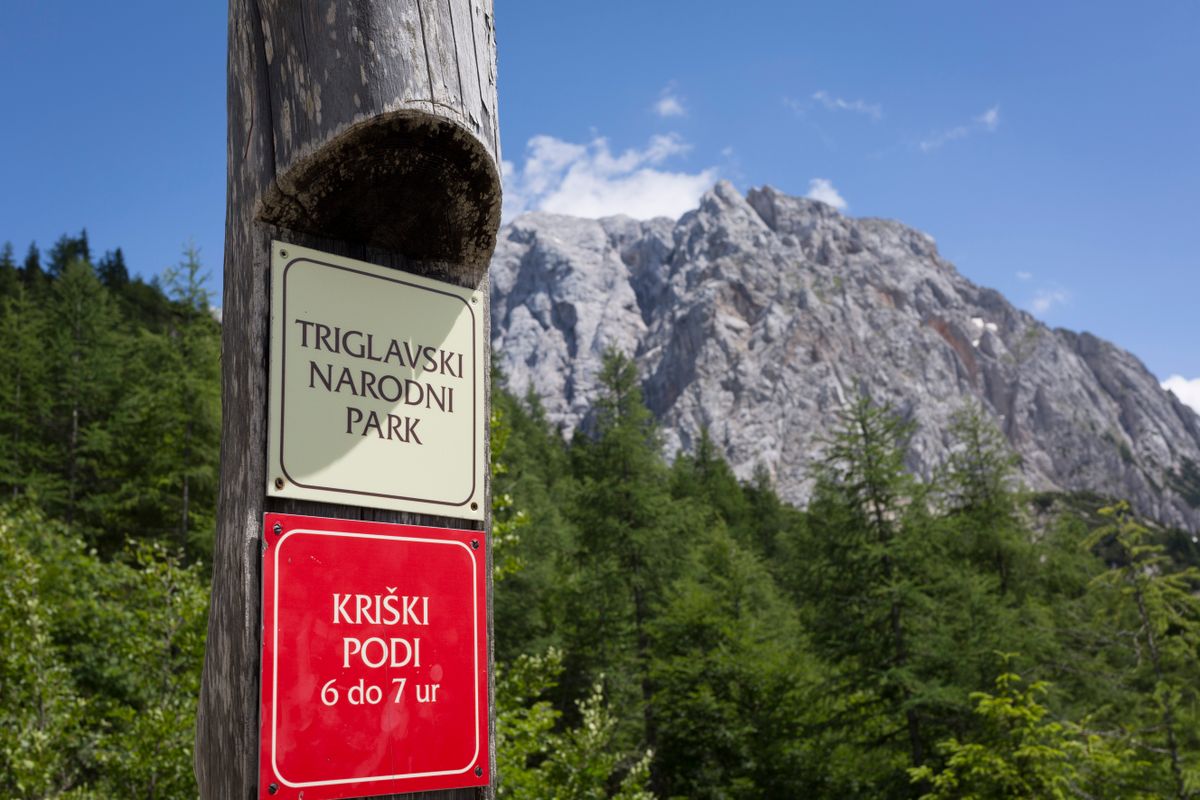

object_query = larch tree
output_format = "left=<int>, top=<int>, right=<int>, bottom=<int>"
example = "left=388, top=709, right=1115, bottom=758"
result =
left=566, top=349, right=684, bottom=785
left=1085, top=502, right=1200, bottom=798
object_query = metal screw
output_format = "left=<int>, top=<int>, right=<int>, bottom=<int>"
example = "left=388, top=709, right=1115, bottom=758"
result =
left=269, top=783, right=279, bottom=795
left=471, top=540, right=479, bottom=550
left=273, top=523, right=282, bottom=535
left=275, top=477, right=284, bottom=490
left=280, top=249, right=288, bottom=258
left=470, top=501, right=479, bottom=511
left=475, top=766, right=483, bottom=777
left=471, top=295, right=478, bottom=304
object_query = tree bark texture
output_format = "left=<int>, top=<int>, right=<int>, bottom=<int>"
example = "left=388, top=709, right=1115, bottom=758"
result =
left=195, top=2, right=501, bottom=799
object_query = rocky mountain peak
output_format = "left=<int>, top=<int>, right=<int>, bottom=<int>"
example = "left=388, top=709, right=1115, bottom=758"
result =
left=490, top=183, right=1200, bottom=531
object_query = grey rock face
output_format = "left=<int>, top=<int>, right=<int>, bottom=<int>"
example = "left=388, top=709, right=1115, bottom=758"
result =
left=490, top=181, right=1200, bottom=531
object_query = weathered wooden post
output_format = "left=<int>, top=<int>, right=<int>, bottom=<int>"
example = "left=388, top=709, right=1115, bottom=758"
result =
left=196, top=1, right=501, bottom=798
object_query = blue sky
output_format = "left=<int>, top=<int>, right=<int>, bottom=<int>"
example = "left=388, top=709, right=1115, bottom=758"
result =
left=2, top=1, right=1197, bottom=405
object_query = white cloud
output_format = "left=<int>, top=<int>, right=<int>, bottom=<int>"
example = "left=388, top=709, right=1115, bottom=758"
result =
left=812, top=90, right=882, bottom=121
left=1029, top=288, right=1069, bottom=315
left=805, top=178, right=848, bottom=211
left=1163, top=375, right=1200, bottom=414
left=977, top=105, right=1000, bottom=131
left=653, top=83, right=687, bottom=118
left=654, top=96, right=685, bottom=118
left=920, top=125, right=969, bottom=152
left=1016, top=270, right=1033, bottom=281
left=920, top=105, right=1000, bottom=152
left=503, top=133, right=717, bottom=221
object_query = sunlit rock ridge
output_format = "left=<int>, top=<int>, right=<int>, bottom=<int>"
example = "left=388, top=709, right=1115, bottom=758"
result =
left=490, top=181, right=1200, bottom=531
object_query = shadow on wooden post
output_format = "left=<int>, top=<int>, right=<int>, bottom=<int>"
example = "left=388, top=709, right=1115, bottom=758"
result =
left=195, top=1, right=501, bottom=799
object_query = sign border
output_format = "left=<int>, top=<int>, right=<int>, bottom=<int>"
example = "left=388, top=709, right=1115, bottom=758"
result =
left=258, top=513, right=490, bottom=797
left=267, top=242, right=484, bottom=519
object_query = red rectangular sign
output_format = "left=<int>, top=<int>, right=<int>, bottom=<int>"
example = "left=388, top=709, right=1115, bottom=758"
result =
left=258, top=513, right=489, bottom=799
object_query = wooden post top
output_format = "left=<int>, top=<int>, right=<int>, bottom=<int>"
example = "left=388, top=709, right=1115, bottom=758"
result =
left=234, top=0, right=502, bottom=273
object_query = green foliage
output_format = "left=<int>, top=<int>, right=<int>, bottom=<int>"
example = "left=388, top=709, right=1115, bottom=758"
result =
left=491, top=403, right=530, bottom=582
left=544, top=683, right=654, bottom=800
left=910, top=667, right=1149, bottom=799
left=1084, top=502, right=1200, bottom=796
left=46, top=258, right=124, bottom=520
left=498, top=649, right=565, bottom=797
left=0, top=281, right=53, bottom=499
left=650, top=528, right=814, bottom=798
left=490, top=376, right=579, bottom=664
left=91, top=243, right=221, bottom=558
left=487, top=371, right=1200, bottom=799
left=0, top=507, right=86, bottom=798
left=670, top=427, right=750, bottom=531
left=0, top=236, right=221, bottom=557
left=497, top=650, right=652, bottom=800
left=0, top=504, right=207, bottom=798
left=0, top=233, right=216, bottom=795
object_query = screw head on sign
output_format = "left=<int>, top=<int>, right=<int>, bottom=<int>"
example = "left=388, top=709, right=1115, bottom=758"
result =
left=475, top=766, right=483, bottom=777
left=269, top=783, right=279, bottom=794
left=280, top=249, right=288, bottom=258
left=275, top=477, right=284, bottom=490
left=471, top=540, right=479, bottom=550
left=470, top=501, right=479, bottom=511
left=273, top=523, right=282, bottom=535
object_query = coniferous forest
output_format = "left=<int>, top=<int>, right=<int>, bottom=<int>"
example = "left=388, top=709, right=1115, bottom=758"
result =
left=1, top=233, right=1198, bottom=798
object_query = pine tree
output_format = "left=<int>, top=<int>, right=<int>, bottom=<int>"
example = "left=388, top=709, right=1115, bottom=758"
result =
left=941, top=404, right=1027, bottom=595
left=651, top=527, right=815, bottom=798
left=670, top=426, right=749, bottom=529
left=740, top=463, right=804, bottom=564
left=0, top=242, right=17, bottom=297
left=161, top=243, right=219, bottom=553
left=46, top=231, right=91, bottom=277
left=44, top=258, right=123, bottom=529
left=805, top=397, right=930, bottom=768
left=21, top=242, right=43, bottom=286
left=0, top=283, right=52, bottom=499
left=96, top=247, right=129, bottom=289
left=796, top=394, right=1003, bottom=795
left=566, top=349, right=685, bottom=780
